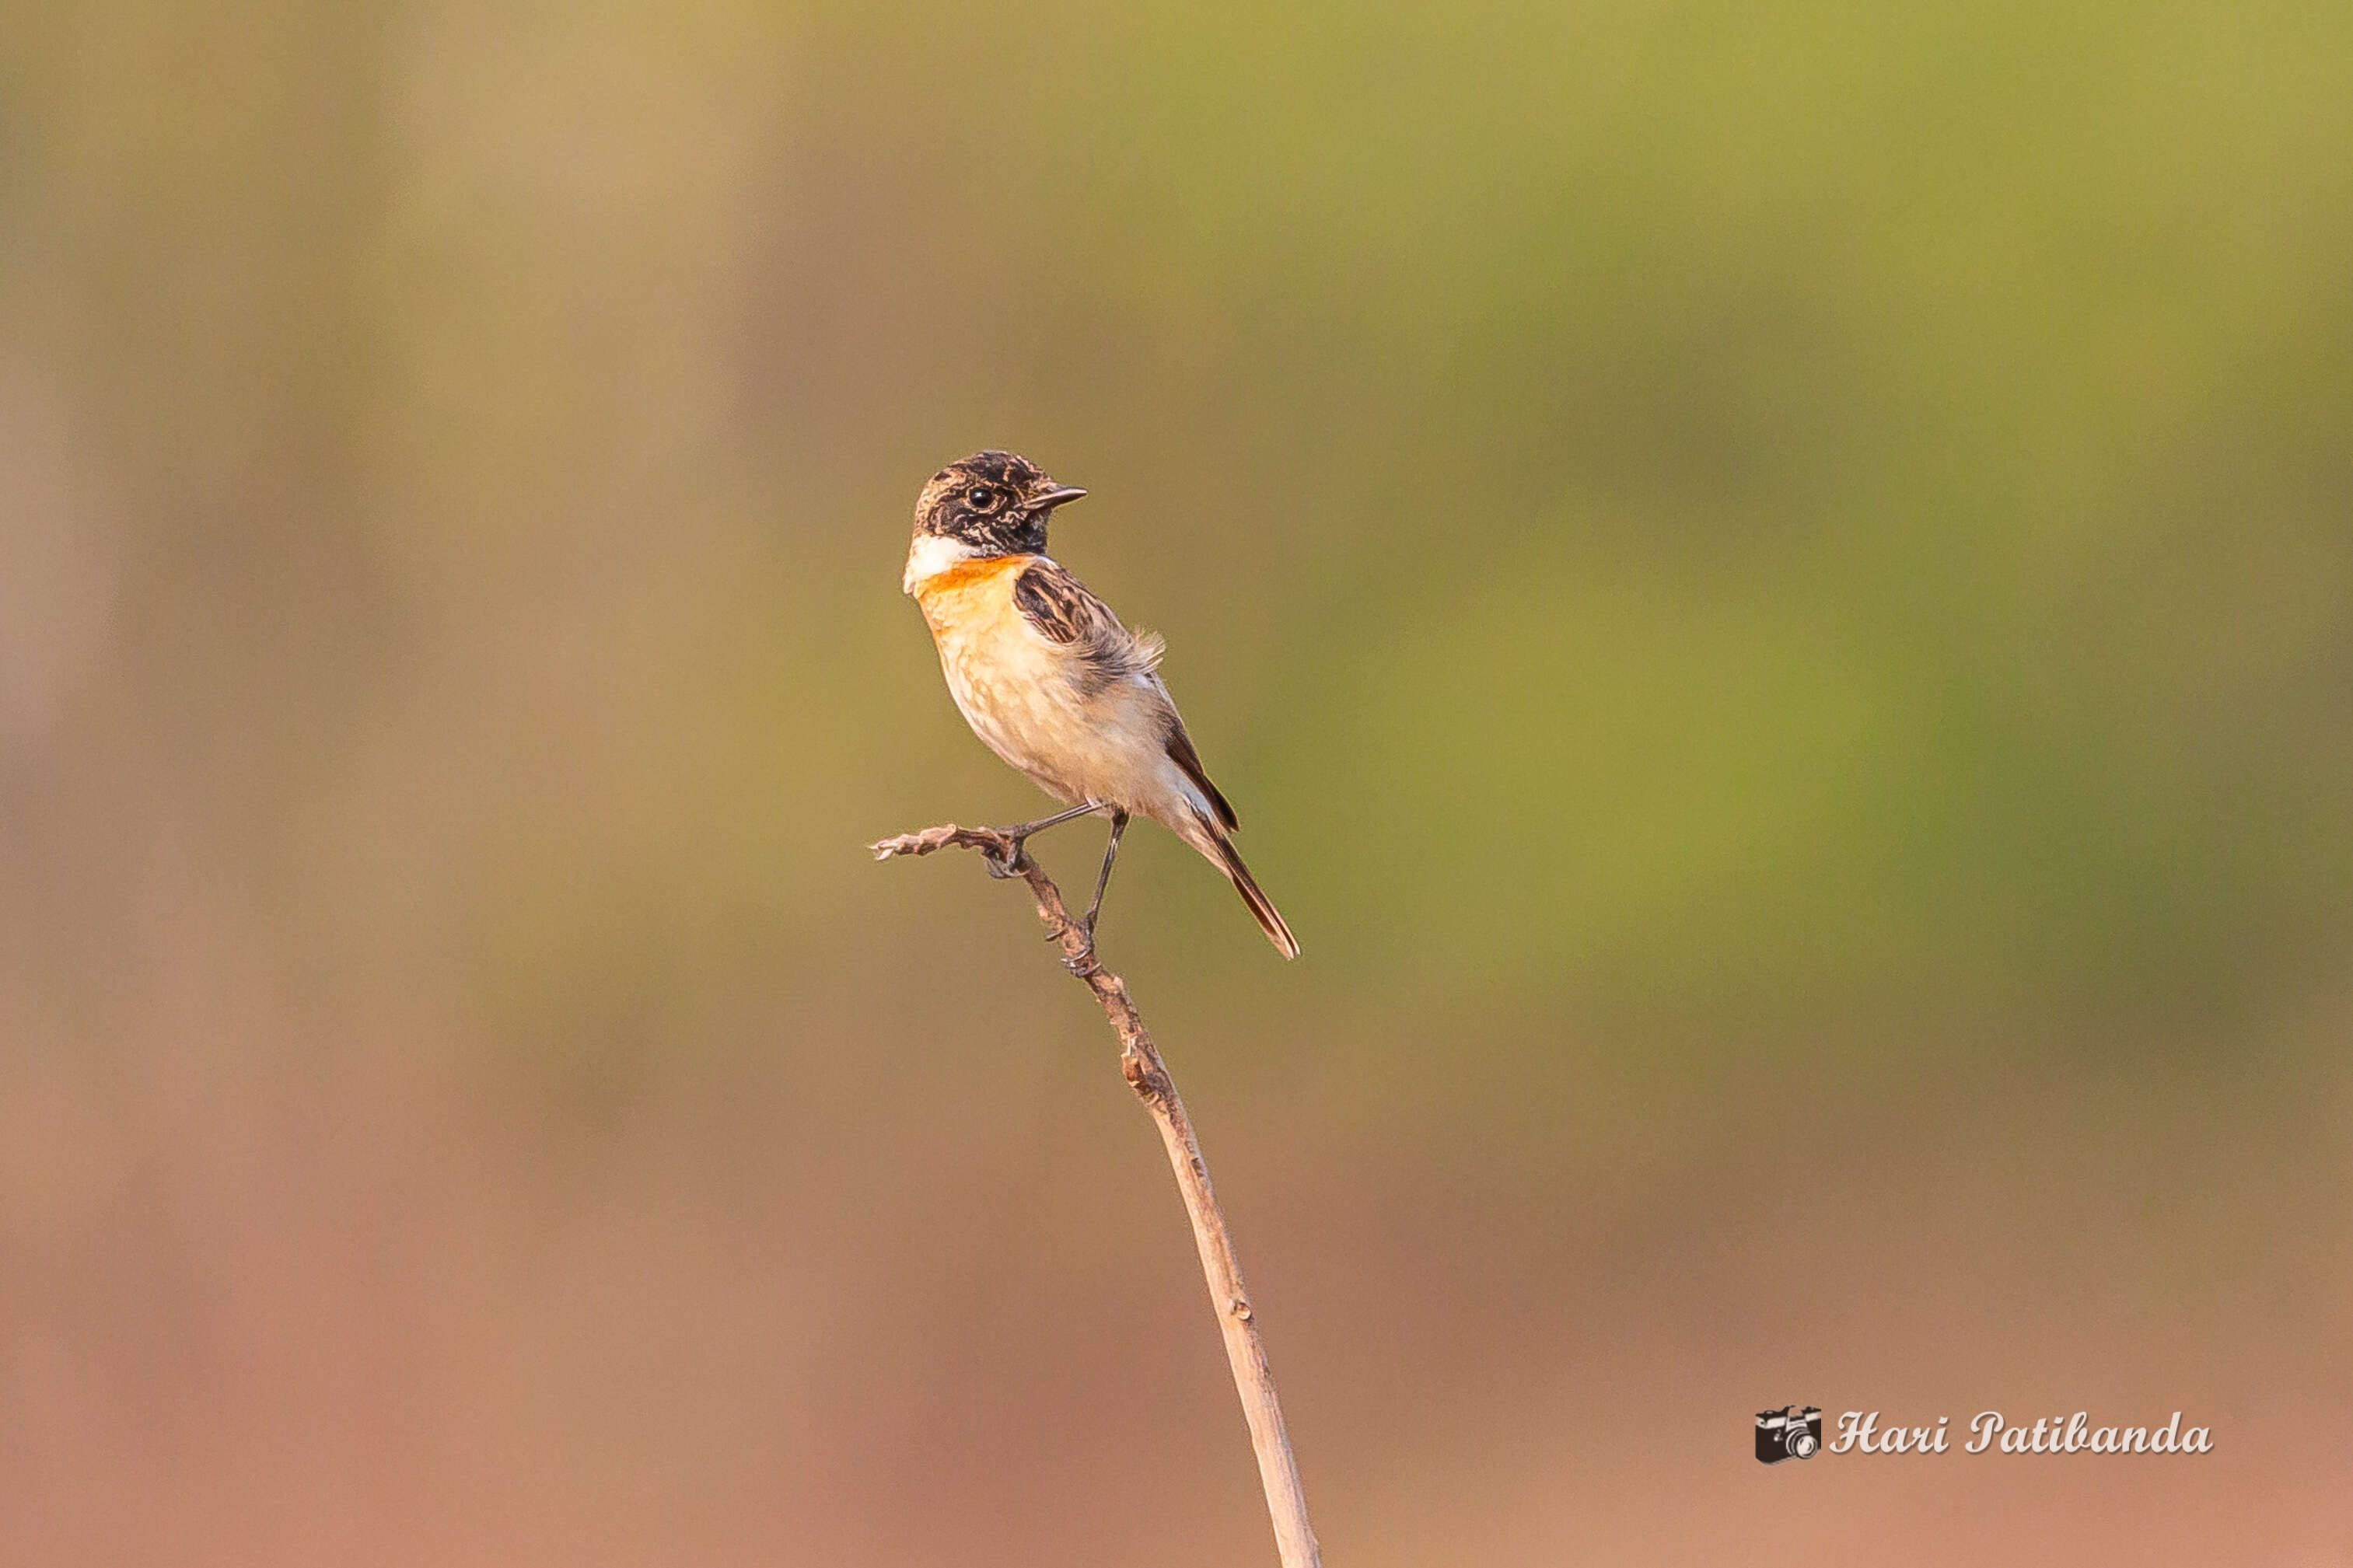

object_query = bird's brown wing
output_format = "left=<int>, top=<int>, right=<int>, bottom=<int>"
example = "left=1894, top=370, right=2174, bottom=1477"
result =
left=1012, top=559, right=1163, bottom=694
left=1163, top=714, right=1238, bottom=830
left=1012, top=558, right=1235, bottom=827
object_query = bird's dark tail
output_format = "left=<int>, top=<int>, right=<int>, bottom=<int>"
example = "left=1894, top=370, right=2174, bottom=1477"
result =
left=1192, top=814, right=1299, bottom=959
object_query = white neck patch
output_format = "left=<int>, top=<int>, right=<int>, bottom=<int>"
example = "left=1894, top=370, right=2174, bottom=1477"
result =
left=902, top=533, right=980, bottom=594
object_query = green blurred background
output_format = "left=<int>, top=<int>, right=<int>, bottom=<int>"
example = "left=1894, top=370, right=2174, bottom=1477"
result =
left=5, top=1, right=2350, bottom=1561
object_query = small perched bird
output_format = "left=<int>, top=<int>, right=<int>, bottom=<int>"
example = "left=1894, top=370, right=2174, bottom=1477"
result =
left=902, top=451, right=1299, bottom=958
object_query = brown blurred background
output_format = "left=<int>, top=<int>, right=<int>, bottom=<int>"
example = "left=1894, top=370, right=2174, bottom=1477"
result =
left=4, top=2, right=2351, bottom=1563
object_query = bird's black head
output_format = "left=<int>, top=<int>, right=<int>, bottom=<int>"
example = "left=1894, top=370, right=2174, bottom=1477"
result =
left=911, top=450, right=1087, bottom=558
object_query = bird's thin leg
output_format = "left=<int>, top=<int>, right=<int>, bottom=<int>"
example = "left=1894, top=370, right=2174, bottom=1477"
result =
left=1080, top=810, right=1130, bottom=938
left=996, top=801, right=1106, bottom=840
left=980, top=801, right=1107, bottom=878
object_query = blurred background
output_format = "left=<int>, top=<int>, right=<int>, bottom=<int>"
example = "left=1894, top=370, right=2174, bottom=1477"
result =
left=4, top=1, right=2351, bottom=1562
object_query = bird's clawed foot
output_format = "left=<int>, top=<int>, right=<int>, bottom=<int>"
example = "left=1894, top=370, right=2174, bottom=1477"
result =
left=1049, top=907, right=1103, bottom=944
left=978, top=801, right=1107, bottom=882
left=1059, top=927, right=1101, bottom=976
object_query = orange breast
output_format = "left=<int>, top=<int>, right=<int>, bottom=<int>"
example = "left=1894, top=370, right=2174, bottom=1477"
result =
left=911, top=552, right=1034, bottom=641
left=920, top=553, right=1033, bottom=599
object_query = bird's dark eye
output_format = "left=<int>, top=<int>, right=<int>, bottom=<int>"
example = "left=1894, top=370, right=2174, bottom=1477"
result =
left=966, top=487, right=998, bottom=511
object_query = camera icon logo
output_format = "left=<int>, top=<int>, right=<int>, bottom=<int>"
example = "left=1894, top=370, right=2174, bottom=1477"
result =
left=1756, top=1405, right=1822, bottom=1464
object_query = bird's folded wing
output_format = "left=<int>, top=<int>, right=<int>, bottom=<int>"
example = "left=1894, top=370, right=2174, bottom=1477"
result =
left=1163, top=714, right=1239, bottom=830
left=1012, top=559, right=1164, bottom=690
left=1013, top=558, right=1236, bottom=828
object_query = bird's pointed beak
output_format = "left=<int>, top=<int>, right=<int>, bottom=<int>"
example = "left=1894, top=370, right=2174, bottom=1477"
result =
left=1026, top=485, right=1087, bottom=514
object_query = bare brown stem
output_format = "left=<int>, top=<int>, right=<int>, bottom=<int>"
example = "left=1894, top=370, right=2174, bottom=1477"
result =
left=870, top=822, right=1323, bottom=1568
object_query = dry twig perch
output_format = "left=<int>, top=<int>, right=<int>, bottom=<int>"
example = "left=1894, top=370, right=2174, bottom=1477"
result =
left=871, top=820, right=1321, bottom=1568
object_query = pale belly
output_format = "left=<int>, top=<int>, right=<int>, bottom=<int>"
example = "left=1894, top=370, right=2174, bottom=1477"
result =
left=934, top=615, right=1170, bottom=808
left=914, top=560, right=1175, bottom=813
